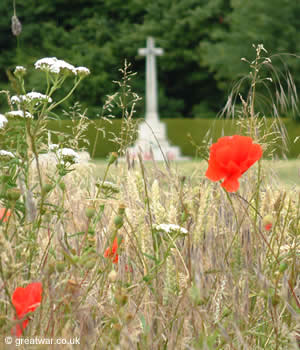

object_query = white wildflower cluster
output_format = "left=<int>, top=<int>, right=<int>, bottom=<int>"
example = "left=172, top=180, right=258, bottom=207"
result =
left=0, top=150, right=15, bottom=161
left=75, top=66, right=91, bottom=77
left=34, top=57, right=90, bottom=77
left=49, top=144, right=59, bottom=152
left=5, top=110, right=34, bottom=119
left=96, top=180, right=119, bottom=193
left=14, top=66, right=26, bottom=77
left=0, top=114, right=8, bottom=129
left=11, top=92, right=52, bottom=105
left=154, top=224, right=188, bottom=235
left=57, top=148, right=79, bottom=164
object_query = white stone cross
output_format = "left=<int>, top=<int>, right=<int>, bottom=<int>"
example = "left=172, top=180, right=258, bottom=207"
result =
left=138, top=37, right=163, bottom=123
left=126, top=37, right=185, bottom=161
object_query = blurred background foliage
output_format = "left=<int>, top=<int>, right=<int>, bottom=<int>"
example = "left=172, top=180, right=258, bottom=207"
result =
left=0, top=0, right=299, bottom=119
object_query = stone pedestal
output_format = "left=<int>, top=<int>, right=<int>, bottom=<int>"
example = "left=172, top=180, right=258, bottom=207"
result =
left=127, top=119, right=183, bottom=161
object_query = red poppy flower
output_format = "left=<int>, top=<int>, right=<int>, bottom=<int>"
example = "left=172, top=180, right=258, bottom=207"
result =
left=205, top=135, right=263, bottom=192
left=264, top=223, right=272, bottom=231
left=11, top=282, right=42, bottom=336
left=0, top=208, right=11, bottom=223
left=104, top=237, right=119, bottom=264
left=263, top=215, right=274, bottom=231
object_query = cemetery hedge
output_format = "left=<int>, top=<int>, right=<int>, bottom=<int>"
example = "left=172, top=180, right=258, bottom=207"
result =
left=47, top=118, right=300, bottom=159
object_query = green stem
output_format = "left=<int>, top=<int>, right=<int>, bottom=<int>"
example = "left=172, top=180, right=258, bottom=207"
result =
left=48, top=78, right=82, bottom=112
left=254, top=159, right=262, bottom=226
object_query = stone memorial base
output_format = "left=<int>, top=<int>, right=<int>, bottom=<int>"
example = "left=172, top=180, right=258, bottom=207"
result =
left=126, top=119, right=188, bottom=161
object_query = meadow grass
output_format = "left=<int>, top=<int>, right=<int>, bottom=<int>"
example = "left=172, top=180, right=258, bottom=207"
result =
left=0, top=49, right=299, bottom=349
left=92, top=158, right=300, bottom=189
left=4, top=153, right=296, bottom=349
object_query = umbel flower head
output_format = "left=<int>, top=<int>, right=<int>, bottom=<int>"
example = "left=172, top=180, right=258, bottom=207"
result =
left=96, top=180, right=120, bottom=194
left=153, top=224, right=188, bottom=235
left=11, top=282, right=42, bottom=336
left=205, top=135, right=263, bottom=192
left=5, top=110, right=34, bottom=119
left=57, top=148, right=79, bottom=164
left=35, top=57, right=76, bottom=75
left=0, top=150, right=15, bottom=161
left=34, top=57, right=90, bottom=77
left=0, top=114, right=8, bottom=129
left=11, top=92, right=52, bottom=106
left=75, top=66, right=91, bottom=78
left=14, top=66, right=26, bottom=78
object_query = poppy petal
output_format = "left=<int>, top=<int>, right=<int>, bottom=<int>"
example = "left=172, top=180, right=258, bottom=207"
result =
left=111, top=237, right=118, bottom=255
left=104, top=247, right=112, bottom=258
left=11, top=282, right=42, bottom=336
left=221, top=176, right=240, bottom=192
left=205, top=161, right=226, bottom=181
left=205, top=135, right=263, bottom=192
left=12, top=283, right=42, bottom=316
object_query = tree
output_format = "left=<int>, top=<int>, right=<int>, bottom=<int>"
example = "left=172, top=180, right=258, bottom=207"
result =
left=200, top=0, right=300, bottom=118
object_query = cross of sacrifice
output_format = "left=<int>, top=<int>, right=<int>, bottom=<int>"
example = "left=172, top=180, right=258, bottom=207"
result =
left=126, top=37, right=184, bottom=161
left=138, top=37, right=164, bottom=124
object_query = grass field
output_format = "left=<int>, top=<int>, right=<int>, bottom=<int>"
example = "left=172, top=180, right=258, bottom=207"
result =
left=92, top=158, right=300, bottom=189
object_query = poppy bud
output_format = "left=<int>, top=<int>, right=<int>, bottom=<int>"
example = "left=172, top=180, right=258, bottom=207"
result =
left=108, top=152, right=118, bottom=165
left=279, top=261, right=288, bottom=273
left=66, top=279, right=80, bottom=297
left=72, top=255, right=79, bottom=263
left=222, top=307, right=231, bottom=318
left=85, top=258, right=97, bottom=270
left=108, top=269, right=118, bottom=282
left=6, top=188, right=21, bottom=201
left=55, top=261, right=66, bottom=273
left=118, top=203, right=126, bottom=215
left=114, top=215, right=123, bottom=228
left=125, top=313, right=134, bottom=322
left=42, top=183, right=53, bottom=195
left=115, top=291, right=128, bottom=306
left=271, top=295, right=280, bottom=307
left=87, top=237, right=96, bottom=246
left=85, top=206, right=96, bottom=218
left=47, top=263, right=56, bottom=275
left=263, top=215, right=274, bottom=231
left=11, top=15, right=22, bottom=36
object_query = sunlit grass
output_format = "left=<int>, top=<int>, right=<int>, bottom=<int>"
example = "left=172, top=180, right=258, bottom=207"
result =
left=92, top=158, right=300, bottom=189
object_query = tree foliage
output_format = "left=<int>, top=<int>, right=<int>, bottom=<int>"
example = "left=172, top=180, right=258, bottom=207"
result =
left=0, top=0, right=299, bottom=119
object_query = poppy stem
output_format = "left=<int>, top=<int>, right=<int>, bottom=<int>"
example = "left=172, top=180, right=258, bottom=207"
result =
left=253, top=159, right=262, bottom=225
left=232, top=192, right=262, bottom=219
left=78, top=218, right=91, bottom=256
